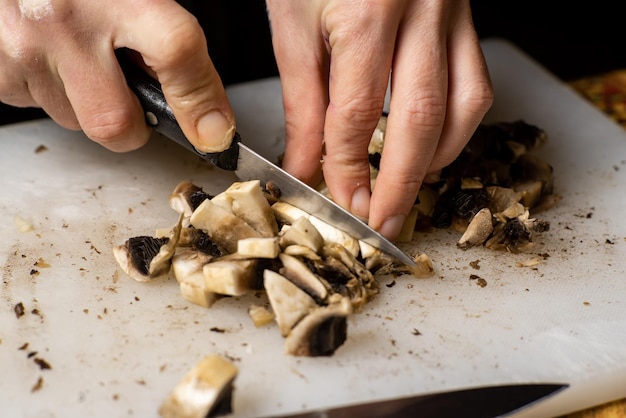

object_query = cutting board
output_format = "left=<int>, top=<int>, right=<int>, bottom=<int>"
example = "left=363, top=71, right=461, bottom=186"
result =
left=1, top=39, right=625, bottom=418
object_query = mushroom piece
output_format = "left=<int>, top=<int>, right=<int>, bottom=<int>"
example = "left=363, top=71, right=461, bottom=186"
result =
left=171, top=249, right=222, bottom=308
left=282, top=244, right=322, bottom=261
left=236, top=237, right=280, bottom=259
left=190, top=198, right=261, bottom=254
left=272, top=201, right=360, bottom=257
left=113, top=214, right=183, bottom=282
left=264, top=269, right=317, bottom=336
left=248, top=304, right=275, bottom=327
left=176, top=228, right=223, bottom=257
left=485, top=210, right=549, bottom=252
left=486, top=186, right=523, bottom=214
left=225, top=180, right=278, bottom=238
left=169, top=181, right=211, bottom=226
left=457, top=208, right=494, bottom=249
left=284, top=296, right=352, bottom=357
left=203, top=258, right=259, bottom=296
left=159, top=354, right=238, bottom=418
left=278, top=216, right=324, bottom=253
left=278, top=253, right=329, bottom=303
left=514, top=180, right=543, bottom=209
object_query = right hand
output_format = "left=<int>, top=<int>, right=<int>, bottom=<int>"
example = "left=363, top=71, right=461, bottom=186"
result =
left=0, top=0, right=235, bottom=153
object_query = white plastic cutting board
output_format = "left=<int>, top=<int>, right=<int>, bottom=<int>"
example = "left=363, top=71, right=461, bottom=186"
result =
left=1, top=39, right=625, bottom=418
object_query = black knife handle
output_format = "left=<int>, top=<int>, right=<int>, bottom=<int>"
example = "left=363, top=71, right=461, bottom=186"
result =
left=115, top=48, right=239, bottom=171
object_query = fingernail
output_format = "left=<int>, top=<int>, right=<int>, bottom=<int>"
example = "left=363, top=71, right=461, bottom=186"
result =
left=197, top=110, right=235, bottom=152
left=350, top=186, right=371, bottom=220
left=379, top=214, right=406, bottom=241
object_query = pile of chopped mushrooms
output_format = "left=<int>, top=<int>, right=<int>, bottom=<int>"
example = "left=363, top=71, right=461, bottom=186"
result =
left=113, top=118, right=557, bottom=418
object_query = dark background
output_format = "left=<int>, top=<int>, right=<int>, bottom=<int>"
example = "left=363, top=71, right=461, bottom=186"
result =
left=2, top=1, right=624, bottom=126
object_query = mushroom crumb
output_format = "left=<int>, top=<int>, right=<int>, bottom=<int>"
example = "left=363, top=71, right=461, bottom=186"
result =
left=31, top=377, right=44, bottom=393
left=14, top=302, right=25, bottom=319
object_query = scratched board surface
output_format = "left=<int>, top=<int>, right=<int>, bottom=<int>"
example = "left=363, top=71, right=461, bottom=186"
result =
left=1, top=39, right=625, bottom=418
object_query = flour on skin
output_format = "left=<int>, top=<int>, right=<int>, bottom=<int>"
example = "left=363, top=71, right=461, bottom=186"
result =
left=18, top=0, right=54, bottom=21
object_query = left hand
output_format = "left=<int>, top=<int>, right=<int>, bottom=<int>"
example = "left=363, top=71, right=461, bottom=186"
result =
left=266, top=0, right=493, bottom=240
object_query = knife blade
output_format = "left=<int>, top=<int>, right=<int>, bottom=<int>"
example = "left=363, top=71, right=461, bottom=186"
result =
left=258, top=383, right=568, bottom=418
left=117, top=49, right=415, bottom=266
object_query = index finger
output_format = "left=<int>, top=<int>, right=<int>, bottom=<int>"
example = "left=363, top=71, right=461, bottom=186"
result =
left=115, top=1, right=235, bottom=153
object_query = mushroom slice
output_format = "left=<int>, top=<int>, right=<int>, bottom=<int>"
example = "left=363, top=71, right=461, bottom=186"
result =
left=179, top=269, right=222, bottom=309
left=177, top=228, right=223, bottom=257
left=190, top=198, right=261, bottom=254
left=278, top=216, right=324, bottom=252
left=171, top=249, right=222, bottom=308
left=317, top=243, right=378, bottom=310
left=225, top=180, right=278, bottom=238
left=209, top=191, right=233, bottom=211
left=510, top=153, right=554, bottom=196
left=486, top=186, right=523, bottom=214
left=370, top=253, right=434, bottom=278
left=284, top=296, right=352, bottom=357
left=237, top=237, right=280, bottom=259
left=320, top=243, right=373, bottom=284
left=113, top=214, right=183, bottom=282
left=169, top=181, right=210, bottom=226
left=171, top=248, right=215, bottom=284
left=282, top=244, right=322, bottom=261
left=514, top=180, right=543, bottom=209
left=159, top=354, right=238, bottom=418
left=457, top=208, right=494, bottom=249
left=264, top=269, right=317, bottom=336
left=272, top=202, right=360, bottom=257
left=203, top=259, right=259, bottom=296
left=278, top=253, right=328, bottom=303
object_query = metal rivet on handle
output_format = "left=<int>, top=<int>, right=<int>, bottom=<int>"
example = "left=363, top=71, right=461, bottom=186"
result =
left=146, top=111, right=158, bottom=127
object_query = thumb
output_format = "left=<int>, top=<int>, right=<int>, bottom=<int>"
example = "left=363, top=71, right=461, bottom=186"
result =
left=119, top=4, right=235, bottom=152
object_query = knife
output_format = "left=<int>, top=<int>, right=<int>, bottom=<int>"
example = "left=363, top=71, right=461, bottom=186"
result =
left=254, top=383, right=568, bottom=418
left=116, top=49, right=415, bottom=266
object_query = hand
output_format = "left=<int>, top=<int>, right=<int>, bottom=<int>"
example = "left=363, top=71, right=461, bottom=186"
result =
left=0, top=0, right=234, bottom=153
left=266, top=0, right=493, bottom=240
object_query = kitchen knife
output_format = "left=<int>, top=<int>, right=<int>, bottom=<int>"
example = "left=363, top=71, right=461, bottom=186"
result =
left=116, top=49, right=415, bottom=266
left=257, top=383, right=568, bottom=418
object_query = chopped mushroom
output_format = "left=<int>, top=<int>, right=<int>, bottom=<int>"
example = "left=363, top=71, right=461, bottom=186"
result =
left=278, top=216, right=324, bottom=252
left=172, top=249, right=221, bottom=308
left=159, top=355, right=237, bottom=418
left=284, top=296, right=352, bottom=357
left=225, top=180, right=278, bottom=238
left=272, top=202, right=360, bottom=257
left=264, top=269, right=317, bottom=337
left=113, top=214, right=183, bottom=282
left=169, top=181, right=211, bottom=226
left=203, top=259, right=259, bottom=296
left=278, top=253, right=328, bottom=303
left=114, top=118, right=558, bottom=366
left=457, top=208, right=494, bottom=250
left=236, top=237, right=280, bottom=259
left=190, top=198, right=261, bottom=253
left=248, top=304, right=275, bottom=327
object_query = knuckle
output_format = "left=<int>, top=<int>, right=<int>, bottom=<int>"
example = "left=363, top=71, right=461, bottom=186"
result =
left=402, top=93, right=447, bottom=130
left=155, top=15, right=206, bottom=66
left=81, top=108, right=135, bottom=145
left=460, top=79, right=494, bottom=115
left=332, top=94, right=384, bottom=128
